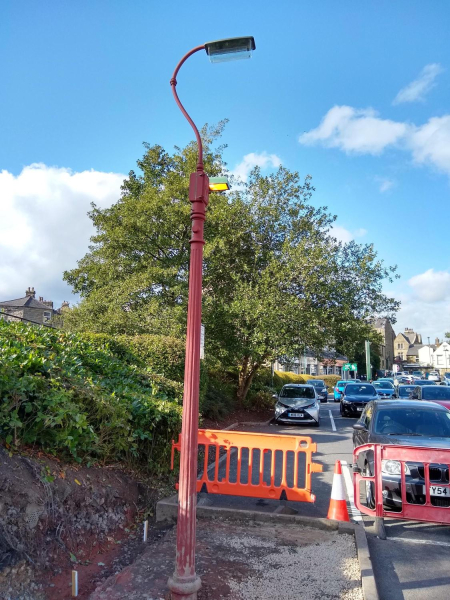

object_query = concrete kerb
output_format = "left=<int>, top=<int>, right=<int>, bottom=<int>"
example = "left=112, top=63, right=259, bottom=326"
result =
left=156, top=496, right=379, bottom=600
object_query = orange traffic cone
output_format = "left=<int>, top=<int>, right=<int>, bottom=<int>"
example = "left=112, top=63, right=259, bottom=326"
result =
left=327, top=460, right=350, bottom=522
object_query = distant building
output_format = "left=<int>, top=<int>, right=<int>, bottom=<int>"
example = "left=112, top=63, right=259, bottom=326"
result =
left=433, top=342, right=450, bottom=372
left=373, top=318, right=395, bottom=370
left=394, top=331, right=411, bottom=362
left=274, top=349, right=348, bottom=376
left=403, top=328, right=422, bottom=345
left=0, top=287, right=69, bottom=327
left=418, top=344, right=437, bottom=367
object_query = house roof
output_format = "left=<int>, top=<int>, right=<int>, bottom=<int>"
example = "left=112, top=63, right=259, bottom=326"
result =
left=0, top=296, right=55, bottom=311
left=395, top=332, right=410, bottom=343
left=406, top=344, right=424, bottom=356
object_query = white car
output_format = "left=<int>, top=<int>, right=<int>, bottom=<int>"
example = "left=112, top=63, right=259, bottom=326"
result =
left=428, top=371, right=440, bottom=382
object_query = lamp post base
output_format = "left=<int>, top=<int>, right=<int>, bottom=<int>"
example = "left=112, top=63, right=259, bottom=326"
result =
left=168, top=574, right=201, bottom=600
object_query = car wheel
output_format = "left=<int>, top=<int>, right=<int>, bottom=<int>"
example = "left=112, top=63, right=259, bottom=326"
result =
left=365, top=463, right=375, bottom=510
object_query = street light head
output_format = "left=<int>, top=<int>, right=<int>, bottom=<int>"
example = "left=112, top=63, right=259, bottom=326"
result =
left=205, top=36, right=256, bottom=63
left=209, top=176, right=230, bottom=192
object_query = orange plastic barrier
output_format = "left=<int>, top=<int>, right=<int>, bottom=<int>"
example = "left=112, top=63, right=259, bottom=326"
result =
left=171, top=429, right=323, bottom=502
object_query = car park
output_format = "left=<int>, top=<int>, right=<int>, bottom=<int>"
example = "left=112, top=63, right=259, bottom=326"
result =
left=411, top=385, right=450, bottom=410
left=397, top=384, right=416, bottom=399
left=340, top=383, right=378, bottom=417
left=307, top=379, right=328, bottom=403
left=372, top=380, right=397, bottom=399
left=353, top=400, right=450, bottom=510
left=274, top=384, right=320, bottom=426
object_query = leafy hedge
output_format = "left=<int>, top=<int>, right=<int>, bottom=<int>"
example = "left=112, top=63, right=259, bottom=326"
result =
left=0, top=321, right=182, bottom=470
left=273, top=370, right=340, bottom=392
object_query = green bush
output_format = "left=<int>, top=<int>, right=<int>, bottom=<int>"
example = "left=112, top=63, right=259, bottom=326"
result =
left=0, top=321, right=182, bottom=471
left=117, top=334, right=186, bottom=382
left=272, top=371, right=340, bottom=392
left=201, top=369, right=236, bottom=419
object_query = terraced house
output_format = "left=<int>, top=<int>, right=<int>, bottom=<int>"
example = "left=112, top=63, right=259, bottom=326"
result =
left=0, top=286, right=68, bottom=326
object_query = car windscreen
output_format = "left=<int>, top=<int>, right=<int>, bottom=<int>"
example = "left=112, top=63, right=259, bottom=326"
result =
left=398, top=386, right=415, bottom=397
left=344, top=385, right=376, bottom=395
left=309, top=380, right=325, bottom=387
left=280, top=387, right=315, bottom=399
left=416, top=380, right=436, bottom=385
left=373, top=382, right=394, bottom=389
left=422, top=387, right=450, bottom=400
left=374, top=407, right=450, bottom=437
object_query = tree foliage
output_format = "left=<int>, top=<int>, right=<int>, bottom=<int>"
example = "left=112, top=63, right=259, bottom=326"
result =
left=64, top=124, right=400, bottom=403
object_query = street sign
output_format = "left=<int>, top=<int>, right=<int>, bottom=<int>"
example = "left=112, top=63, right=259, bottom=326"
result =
left=343, top=363, right=358, bottom=371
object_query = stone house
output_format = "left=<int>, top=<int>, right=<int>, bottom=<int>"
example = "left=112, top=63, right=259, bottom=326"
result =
left=394, top=332, right=410, bottom=362
left=0, top=287, right=69, bottom=326
left=373, top=318, right=395, bottom=371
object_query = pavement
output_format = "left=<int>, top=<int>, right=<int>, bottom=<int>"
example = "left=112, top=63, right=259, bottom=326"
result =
left=89, top=518, right=363, bottom=600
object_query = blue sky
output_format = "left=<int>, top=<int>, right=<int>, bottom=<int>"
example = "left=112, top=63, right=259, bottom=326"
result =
left=1, top=1, right=449, bottom=339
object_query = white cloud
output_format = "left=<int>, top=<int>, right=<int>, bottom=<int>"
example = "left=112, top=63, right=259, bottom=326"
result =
left=393, top=63, right=443, bottom=105
left=330, top=225, right=367, bottom=244
left=375, top=177, right=395, bottom=193
left=408, top=268, right=450, bottom=303
left=231, top=152, right=282, bottom=182
left=409, top=115, right=450, bottom=173
left=0, top=163, right=124, bottom=306
left=299, top=106, right=408, bottom=155
left=299, top=106, right=450, bottom=176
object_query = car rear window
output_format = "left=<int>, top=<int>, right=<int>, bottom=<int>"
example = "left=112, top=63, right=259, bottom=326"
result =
left=422, top=387, right=450, bottom=400
left=309, top=380, right=325, bottom=387
left=345, top=385, right=376, bottom=395
left=398, top=386, right=415, bottom=397
left=374, top=407, right=450, bottom=437
left=280, top=387, right=315, bottom=399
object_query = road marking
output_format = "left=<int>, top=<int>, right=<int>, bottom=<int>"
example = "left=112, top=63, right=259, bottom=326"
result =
left=388, top=536, right=450, bottom=548
left=329, top=410, right=337, bottom=431
left=341, top=460, right=362, bottom=522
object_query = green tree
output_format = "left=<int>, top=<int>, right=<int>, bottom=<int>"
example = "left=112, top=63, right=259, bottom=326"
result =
left=64, top=125, right=400, bottom=403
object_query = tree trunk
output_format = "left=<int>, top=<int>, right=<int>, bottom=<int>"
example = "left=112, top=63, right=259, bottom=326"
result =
left=236, top=361, right=260, bottom=406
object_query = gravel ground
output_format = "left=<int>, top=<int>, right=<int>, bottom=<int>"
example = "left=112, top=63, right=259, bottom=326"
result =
left=224, top=528, right=363, bottom=600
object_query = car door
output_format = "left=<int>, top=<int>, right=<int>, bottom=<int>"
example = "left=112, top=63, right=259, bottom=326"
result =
left=353, top=403, right=372, bottom=447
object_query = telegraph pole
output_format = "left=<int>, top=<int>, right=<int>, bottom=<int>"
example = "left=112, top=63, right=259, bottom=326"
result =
left=365, top=340, right=372, bottom=381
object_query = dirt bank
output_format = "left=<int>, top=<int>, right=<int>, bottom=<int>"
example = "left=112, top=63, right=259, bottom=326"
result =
left=0, top=447, right=164, bottom=599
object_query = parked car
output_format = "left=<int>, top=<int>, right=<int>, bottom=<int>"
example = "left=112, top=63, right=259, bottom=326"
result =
left=353, top=400, right=450, bottom=510
left=397, top=375, right=413, bottom=384
left=412, top=371, right=423, bottom=379
left=274, top=385, right=320, bottom=426
left=443, top=372, right=450, bottom=385
left=411, top=385, right=450, bottom=410
left=340, top=383, right=378, bottom=417
left=372, top=380, right=397, bottom=399
left=428, top=371, right=441, bottom=382
left=307, top=379, right=328, bottom=403
left=334, top=380, right=347, bottom=402
left=411, top=379, right=436, bottom=386
left=397, top=384, right=416, bottom=399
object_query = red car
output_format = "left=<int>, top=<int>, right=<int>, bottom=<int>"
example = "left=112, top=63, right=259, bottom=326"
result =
left=411, top=385, right=450, bottom=410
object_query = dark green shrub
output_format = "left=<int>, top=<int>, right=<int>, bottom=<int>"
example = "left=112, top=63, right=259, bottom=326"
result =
left=0, top=321, right=182, bottom=471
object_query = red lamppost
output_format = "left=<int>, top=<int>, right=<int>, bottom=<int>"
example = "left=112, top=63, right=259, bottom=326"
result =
left=168, top=37, right=256, bottom=600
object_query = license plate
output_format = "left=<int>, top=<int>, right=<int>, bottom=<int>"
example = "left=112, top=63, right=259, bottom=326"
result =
left=423, top=485, right=450, bottom=496
left=357, top=407, right=363, bottom=412
left=288, top=412, right=304, bottom=418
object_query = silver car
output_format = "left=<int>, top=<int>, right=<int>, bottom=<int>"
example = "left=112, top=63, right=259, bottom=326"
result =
left=274, top=384, right=320, bottom=426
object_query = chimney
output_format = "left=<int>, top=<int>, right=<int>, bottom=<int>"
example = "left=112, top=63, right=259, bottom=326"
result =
left=43, top=300, right=54, bottom=309
left=435, top=337, right=440, bottom=345
left=60, top=301, right=70, bottom=310
left=25, top=287, right=36, bottom=298
left=39, top=296, right=43, bottom=302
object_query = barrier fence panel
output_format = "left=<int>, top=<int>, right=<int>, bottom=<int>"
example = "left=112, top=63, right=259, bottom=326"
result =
left=354, top=444, right=450, bottom=524
left=171, top=429, right=323, bottom=502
